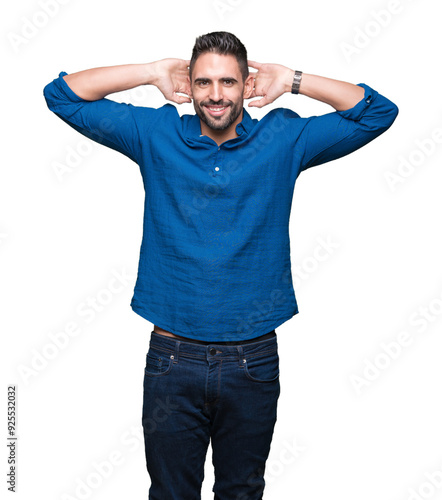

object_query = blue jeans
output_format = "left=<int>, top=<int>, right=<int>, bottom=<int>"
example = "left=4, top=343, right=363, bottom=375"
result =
left=142, top=330, right=280, bottom=500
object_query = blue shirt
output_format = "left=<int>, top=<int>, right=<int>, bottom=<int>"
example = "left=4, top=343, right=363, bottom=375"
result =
left=43, top=71, right=398, bottom=341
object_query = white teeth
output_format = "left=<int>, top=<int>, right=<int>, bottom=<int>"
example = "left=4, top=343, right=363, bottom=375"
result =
left=208, top=107, right=226, bottom=111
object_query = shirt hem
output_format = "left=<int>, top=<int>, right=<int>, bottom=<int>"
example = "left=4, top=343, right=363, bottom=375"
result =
left=130, top=302, right=298, bottom=341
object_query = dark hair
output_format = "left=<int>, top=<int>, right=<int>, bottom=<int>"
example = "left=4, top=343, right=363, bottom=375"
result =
left=189, top=31, right=248, bottom=82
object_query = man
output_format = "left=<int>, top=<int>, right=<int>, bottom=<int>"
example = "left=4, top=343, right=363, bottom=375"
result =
left=43, top=31, right=398, bottom=499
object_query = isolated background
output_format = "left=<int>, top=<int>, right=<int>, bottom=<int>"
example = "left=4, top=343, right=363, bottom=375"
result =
left=2, top=0, right=442, bottom=499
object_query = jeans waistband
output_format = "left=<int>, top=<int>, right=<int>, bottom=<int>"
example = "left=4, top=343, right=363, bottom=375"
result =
left=151, top=330, right=275, bottom=346
left=148, top=330, right=277, bottom=361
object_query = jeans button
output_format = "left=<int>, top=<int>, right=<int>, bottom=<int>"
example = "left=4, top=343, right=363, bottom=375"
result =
left=209, top=347, right=216, bottom=356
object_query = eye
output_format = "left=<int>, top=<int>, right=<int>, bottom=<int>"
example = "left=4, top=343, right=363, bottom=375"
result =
left=223, top=79, right=234, bottom=85
left=198, top=80, right=209, bottom=86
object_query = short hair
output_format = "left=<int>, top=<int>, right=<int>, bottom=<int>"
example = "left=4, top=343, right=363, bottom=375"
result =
left=189, top=31, right=248, bottom=82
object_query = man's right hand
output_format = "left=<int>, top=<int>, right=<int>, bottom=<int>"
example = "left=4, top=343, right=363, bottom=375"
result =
left=149, top=58, right=192, bottom=105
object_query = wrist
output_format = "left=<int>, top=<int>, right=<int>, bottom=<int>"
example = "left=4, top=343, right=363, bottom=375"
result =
left=285, top=69, right=295, bottom=94
left=144, top=61, right=159, bottom=86
left=290, top=70, right=303, bottom=95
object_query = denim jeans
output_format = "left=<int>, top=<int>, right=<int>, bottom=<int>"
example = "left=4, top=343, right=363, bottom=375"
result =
left=141, top=330, right=281, bottom=500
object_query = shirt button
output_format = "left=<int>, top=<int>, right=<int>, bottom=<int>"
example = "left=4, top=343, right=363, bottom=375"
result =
left=215, top=166, right=220, bottom=171
left=209, top=347, right=216, bottom=355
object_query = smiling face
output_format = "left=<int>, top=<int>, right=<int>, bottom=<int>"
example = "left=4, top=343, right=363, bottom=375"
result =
left=190, top=52, right=254, bottom=139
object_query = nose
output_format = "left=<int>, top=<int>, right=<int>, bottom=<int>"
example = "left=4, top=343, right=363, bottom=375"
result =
left=209, top=82, right=223, bottom=103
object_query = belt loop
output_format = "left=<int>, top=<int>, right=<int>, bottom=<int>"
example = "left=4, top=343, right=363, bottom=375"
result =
left=236, top=345, right=244, bottom=366
left=173, top=341, right=180, bottom=363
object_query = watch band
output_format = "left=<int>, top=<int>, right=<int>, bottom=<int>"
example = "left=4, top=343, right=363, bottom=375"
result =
left=291, top=70, right=302, bottom=94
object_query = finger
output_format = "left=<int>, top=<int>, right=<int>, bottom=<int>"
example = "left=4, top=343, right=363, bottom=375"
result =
left=247, top=89, right=259, bottom=99
left=163, top=90, right=189, bottom=104
left=248, top=96, right=269, bottom=108
left=174, top=94, right=192, bottom=104
left=247, top=60, right=262, bottom=69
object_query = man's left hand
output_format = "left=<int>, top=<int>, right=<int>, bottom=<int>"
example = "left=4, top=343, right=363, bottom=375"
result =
left=247, top=61, right=295, bottom=108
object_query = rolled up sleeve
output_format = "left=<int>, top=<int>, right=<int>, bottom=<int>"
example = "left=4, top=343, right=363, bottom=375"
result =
left=297, top=83, right=399, bottom=172
left=43, top=71, right=157, bottom=164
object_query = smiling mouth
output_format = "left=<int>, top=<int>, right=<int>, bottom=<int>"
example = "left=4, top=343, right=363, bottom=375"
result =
left=204, top=105, right=229, bottom=116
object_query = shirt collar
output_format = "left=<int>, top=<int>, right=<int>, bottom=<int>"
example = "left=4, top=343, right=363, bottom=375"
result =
left=185, top=107, right=255, bottom=141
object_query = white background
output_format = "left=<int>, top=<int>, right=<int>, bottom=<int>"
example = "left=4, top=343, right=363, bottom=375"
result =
left=2, top=0, right=442, bottom=499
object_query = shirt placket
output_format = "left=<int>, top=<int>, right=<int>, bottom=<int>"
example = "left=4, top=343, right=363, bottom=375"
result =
left=209, top=145, right=224, bottom=178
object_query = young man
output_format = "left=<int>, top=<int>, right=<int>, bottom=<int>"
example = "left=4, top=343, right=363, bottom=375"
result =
left=43, top=31, right=398, bottom=499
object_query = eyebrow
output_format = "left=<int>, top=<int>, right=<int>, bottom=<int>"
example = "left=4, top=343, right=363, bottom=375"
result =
left=193, top=77, right=239, bottom=83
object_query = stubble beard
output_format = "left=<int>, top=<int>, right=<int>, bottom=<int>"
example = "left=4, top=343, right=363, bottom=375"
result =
left=194, top=99, right=243, bottom=131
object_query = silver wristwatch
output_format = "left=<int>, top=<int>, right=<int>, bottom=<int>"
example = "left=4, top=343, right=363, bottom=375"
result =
left=291, top=70, right=302, bottom=94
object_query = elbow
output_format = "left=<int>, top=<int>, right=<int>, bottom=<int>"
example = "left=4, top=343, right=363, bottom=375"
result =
left=389, top=101, right=399, bottom=122
left=384, top=101, right=399, bottom=130
left=42, top=82, right=49, bottom=100
left=372, top=96, right=399, bottom=133
left=43, top=82, right=55, bottom=109
left=43, top=81, right=53, bottom=99
left=381, top=92, right=399, bottom=123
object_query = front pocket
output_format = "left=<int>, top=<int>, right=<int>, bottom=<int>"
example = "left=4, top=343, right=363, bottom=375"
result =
left=144, top=350, right=173, bottom=377
left=243, top=350, right=279, bottom=383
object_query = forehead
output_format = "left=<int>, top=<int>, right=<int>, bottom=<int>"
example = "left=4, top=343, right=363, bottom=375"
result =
left=192, top=52, right=242, bottom=79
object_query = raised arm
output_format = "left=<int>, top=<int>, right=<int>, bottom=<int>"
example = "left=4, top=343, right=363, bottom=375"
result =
left=246, top=60, right=399, bottom=173
left=247, top=60, right=365, bottom=111
left=43, top=58, right=192, bottom=164
left=62, top=58, right=192, bottom=103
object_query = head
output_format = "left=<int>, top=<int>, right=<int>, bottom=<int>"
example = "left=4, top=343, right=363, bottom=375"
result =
left=188, top=31, right=254, bottom=134
left=189, top=31, right=249, bottom=83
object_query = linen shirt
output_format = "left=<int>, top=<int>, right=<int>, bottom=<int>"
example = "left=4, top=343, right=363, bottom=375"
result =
left=43, top=71, right=398, bottom=341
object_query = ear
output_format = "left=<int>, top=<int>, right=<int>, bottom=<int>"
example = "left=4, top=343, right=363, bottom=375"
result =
left=187, top=75, right=193, bottom=99
left=242, top=74, right=255, bottom=99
